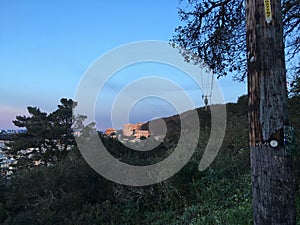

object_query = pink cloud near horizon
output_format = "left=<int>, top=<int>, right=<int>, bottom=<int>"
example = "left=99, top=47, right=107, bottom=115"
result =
left=0, top=105, right=28, bottom=129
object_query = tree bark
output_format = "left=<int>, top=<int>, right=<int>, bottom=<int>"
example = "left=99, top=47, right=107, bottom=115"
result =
left=246, top=0, right=296, bottom=224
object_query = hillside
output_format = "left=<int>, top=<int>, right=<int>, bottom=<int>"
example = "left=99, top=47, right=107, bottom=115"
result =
left=0, top=94, right=299, bottom=225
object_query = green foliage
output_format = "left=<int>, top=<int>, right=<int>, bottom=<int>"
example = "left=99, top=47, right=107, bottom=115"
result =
left=1, top=96, right=300, bottom=224
left=13, top=107, right=50, bottom=152
left=171, top=0, right=300, bottom=80
left=289, top=94, right=300, bottom=224
left=290, top=72, right=300, bottom=97
left=187, top=201, right=252, bottom=225
left=171, top=0, right=246, bottom=79
left=48, top=98, right=77, bottom=152
left=2, top=148, right=112, bottom=225
left=10, top=98, right=90, bottom=164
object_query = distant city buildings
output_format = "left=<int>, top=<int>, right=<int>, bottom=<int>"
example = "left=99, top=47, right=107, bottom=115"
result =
left=0, top=141, right=17, bottom=177
left=0, top=142, right=47, bottom=178
left=0, top=129, right=26, bottom=134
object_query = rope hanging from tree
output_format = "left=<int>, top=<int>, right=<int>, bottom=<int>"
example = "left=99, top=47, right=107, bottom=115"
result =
left=201, top=69, right=214, bottom=111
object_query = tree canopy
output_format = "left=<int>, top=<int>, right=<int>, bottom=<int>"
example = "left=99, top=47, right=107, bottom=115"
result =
left=171, top=0, right=300, bottom=81
left=11, top=98, right=87, bottom=162
left=290, top=72, right=300, bottom=96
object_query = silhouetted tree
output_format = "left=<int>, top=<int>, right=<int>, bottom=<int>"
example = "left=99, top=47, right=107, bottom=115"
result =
left=171, top=0, right=299, bottom=81
left=12, top=98, right=83, bottom=163
left=13, top=107, right=51, bottom=153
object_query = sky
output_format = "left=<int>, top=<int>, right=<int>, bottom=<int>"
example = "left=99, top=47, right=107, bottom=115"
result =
left=0, top=0, right=247, bottom=131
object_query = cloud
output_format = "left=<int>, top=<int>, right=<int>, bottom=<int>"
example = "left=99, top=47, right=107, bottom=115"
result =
left=0, top=105, right=27, bottom=129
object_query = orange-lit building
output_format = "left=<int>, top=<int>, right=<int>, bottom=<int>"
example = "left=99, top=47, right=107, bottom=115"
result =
left=123, top=122, right=150, bottom=138
left=134, top=130, right=150, bottom=138
left=105, top=128, right=117, bottom=136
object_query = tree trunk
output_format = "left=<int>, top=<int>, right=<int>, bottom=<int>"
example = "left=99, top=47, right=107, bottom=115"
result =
left=246, top=0, right=296, bottom=224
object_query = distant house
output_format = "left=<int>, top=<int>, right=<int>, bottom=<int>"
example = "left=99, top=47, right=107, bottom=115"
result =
left=73, top=130, right=82, bottom=137
left=123, top=122, right=150, bottom=138
left=134, top=130, right=150, bottom=139
left=105, top=128, right=117, bottom=136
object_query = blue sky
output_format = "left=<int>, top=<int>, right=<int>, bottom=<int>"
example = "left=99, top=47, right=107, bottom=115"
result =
left=0, top=0, right=246, bottom=131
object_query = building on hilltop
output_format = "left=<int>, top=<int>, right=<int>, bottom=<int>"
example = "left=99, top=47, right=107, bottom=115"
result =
left=123, top=122, right=150, bottom=138
left=134, top=130, right=150, bottom=139
left=105, top=128, right=117, bottom=136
